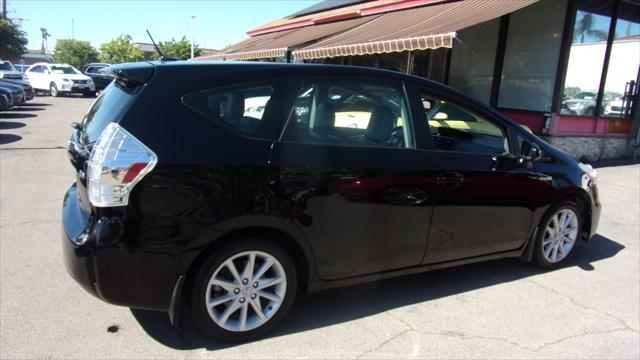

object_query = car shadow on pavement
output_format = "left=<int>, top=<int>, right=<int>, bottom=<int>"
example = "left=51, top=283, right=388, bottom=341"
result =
left=130, top=234, right=623, bottom=351
left=0, top=121, right=26, bottom=130
left=20, top=102, right=51, bottom=107
left=0, top=134, right=23, bottom=145
left=10, top=107, right=46, bottom=112
left=0, top=112, right=37, bottom=119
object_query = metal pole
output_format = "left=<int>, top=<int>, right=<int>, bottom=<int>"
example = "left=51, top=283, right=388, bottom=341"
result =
left=190, top=16, right=195, bottom=59
left=72, top=19, right=75, bottom=40
left=2, top=0, right=6, bottom=20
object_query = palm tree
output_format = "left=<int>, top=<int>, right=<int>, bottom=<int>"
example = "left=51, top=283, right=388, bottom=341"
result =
left=40, top=27, right=50, bottom=53
left=573, top=13, right=608, bottom=43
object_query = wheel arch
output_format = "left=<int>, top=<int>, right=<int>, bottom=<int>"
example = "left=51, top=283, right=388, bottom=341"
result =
left=183, top=220, right=316, bottom=299
left=554, top=187, right=593, bottom=241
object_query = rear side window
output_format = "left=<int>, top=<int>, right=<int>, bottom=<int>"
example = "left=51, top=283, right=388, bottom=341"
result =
left=284, top=78, right=412, bottom=149
left=80, top=82, right=137, bottom=144
left=182, top=81, right=287, bottom=140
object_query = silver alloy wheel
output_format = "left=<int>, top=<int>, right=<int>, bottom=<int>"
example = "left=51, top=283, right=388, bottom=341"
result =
left=542, top=208, right=579, bottom=263
left=205, top=251, right=287, bottom=332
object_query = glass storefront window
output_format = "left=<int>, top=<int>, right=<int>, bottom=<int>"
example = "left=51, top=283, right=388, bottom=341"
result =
left=498, top=0, right=567, bottom=112
left=447, top=18, right=500, bottom=104
left=600, top=0, right=640, bottom=117
left=561, top=0, right=614, bottom=116
left=348, top=53, right=409, bottom=73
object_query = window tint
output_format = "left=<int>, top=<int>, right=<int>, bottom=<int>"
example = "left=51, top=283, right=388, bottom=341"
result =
left=498, top=0, right=567, bottom=111
left=51, top=65, right=79, bottom=74
left=448, top=18, right=500, bottom=104
left=183, top=82, right=286, bottom=140
left=418, top=91, right=509, bottom=155
left=284, top=79, right=412, bottom=149
left=81, top=82, right=137, bottom=144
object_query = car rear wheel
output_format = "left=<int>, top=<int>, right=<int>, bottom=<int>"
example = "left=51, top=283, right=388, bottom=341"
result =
left=189, top=239, right=297, bottom=341
left=532, top=201, right=583, bottom=269
left=50, top=83, right=60, bottom=97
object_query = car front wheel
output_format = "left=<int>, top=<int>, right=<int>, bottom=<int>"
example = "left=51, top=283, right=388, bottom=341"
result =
left=189, top=239, right=298, bottom=341
left=532, top=201, right=583, bottom=268
left=50, top=82, right=61, bottom=97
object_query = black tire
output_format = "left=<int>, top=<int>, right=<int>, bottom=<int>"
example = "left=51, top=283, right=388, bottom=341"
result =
left=82, top=91, right=96, bottom=98
left=532, top=200, right=583, bottom=269
left=50, top=82, right=61, bottom=97
left=189, top=238, right=298, bottom=342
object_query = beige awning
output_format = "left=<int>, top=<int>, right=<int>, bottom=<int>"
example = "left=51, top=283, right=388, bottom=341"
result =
left=195, top=29, right=297, bottom=60
left=293, top=0, right=538, bottom=61
left=198, top=16, right=379, bottom=61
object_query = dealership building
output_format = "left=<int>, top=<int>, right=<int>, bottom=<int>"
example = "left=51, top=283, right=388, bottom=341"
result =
left=197, top=0, right=640, bottom=161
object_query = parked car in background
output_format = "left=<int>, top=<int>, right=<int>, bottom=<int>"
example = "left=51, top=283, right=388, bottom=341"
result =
left=26, top=62, right=96, bottom=97
left=603, top=95, right=630, bottom=117
left=14, top=64, right=30, bottom=73
left=0, top=86, right=14, bottom=111
left=562, top=91, right=598, bottom=115
left=0, top=81, right=26, bottom=105
left=561, top=91, right=617, bottom=116
left=82, top=63, right=113, bottom=91
left=0, top=60, right=26, bottom=81
left=1, top=79, right=35, bottom=101
left=63, top=61, right=601, bottom=342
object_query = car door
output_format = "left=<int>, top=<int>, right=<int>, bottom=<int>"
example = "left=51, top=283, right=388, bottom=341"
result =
left=26, top=66, right=44, bottom=89
left=270, top=77, right=434, bottom=280
left=410, top=85, right=552, bottom=264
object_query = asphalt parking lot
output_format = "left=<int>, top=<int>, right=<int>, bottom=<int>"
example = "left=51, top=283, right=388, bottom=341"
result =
left=1, top=96, right=639, bottom=359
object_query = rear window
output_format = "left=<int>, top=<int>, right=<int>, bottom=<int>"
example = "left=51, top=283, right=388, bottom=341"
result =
left=0, top=62, right=15, bottom=71
left=80, top=82, right=137, bottom=144
left=182, top=80, right=287, bottom=140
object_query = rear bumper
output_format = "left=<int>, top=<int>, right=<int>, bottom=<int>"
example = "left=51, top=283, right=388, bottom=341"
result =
left=62, top=183, right=178, bottom=312
left=61, top=184, right=99, bottom=298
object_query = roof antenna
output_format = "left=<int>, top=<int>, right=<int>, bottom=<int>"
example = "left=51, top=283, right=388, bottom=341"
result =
left=146, top=29, right=176, bottom=62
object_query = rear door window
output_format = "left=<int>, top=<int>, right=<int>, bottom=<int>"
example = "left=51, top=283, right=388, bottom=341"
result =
left=182, top=80, right=288, bottom=140
left=283, top=78, right=413, bottom=149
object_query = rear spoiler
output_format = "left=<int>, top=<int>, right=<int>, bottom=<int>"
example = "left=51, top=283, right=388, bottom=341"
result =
left=100, top=62, right=155, bottom=86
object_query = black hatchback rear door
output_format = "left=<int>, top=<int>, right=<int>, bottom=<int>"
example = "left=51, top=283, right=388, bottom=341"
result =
left=270, top=77, right=434, bottom=280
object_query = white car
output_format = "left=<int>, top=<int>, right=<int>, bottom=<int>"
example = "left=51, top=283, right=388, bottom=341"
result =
left=0, top=60, right=26, bottom=80
left=25, top=62, right=96, bottom=97
left=603, top=96, right=629, bottom=117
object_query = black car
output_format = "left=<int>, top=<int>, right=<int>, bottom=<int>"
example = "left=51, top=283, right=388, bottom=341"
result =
left=1, top=79, right=35, bottom=101
left=63, top=61, right=601, bottom=341
left=0, top=86, right=14, bottom=110
left=82, top=63, right=113, bottom=91
left=0, top=81, right=25, bottom=105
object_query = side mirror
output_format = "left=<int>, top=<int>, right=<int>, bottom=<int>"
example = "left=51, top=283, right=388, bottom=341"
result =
left=45, top=70, right=50, bottom=74
left=522, top=141, right=542, bottom=162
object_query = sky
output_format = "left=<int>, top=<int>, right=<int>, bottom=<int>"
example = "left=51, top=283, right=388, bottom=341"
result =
left=7, top=0, right=319, bottom=52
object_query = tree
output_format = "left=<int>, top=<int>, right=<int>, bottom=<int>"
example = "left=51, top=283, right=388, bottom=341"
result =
left=0, top=19, right=27, bottom=59
left=574, top=13, right=608, bottom=43
left=156, top=36, right=202, bottom=60
left=99, top=34, right=144, bottom=64
left=40, top=27, right=50, bottom=53
left=54, top=39, right=99, bottom=69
